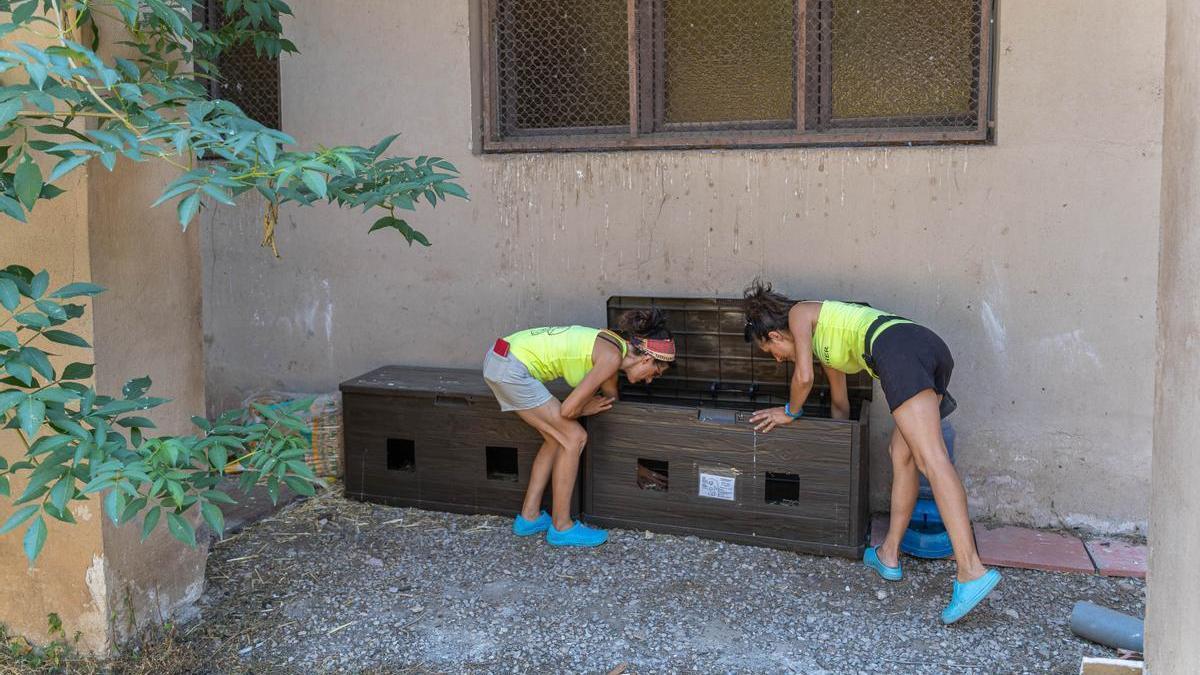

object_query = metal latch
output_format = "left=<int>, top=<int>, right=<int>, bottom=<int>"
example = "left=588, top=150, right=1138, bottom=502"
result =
left=697, top=408, right=752, bottom=425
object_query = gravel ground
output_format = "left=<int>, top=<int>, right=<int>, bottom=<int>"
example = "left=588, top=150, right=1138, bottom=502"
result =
left=180, top=492, right=1145, bottom=674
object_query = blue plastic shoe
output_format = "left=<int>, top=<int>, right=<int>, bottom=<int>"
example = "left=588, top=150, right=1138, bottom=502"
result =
left=546, top=521, right=608, bottom=548
left=512, top=511, right=551, bottom=536
left=941, top=569, right=1002, bottom=625
left=863, top=546, right=903, bottom=582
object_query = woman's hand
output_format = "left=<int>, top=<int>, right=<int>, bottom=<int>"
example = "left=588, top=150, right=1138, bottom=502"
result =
left=749, top=406, right=796, bottom=433
left=581, top=396, right=615, bottom=416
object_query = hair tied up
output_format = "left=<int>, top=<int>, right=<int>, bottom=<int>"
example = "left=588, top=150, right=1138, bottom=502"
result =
left=742, top=278, right=794, bottom=343
left=616, top=308, right=671, bottom=340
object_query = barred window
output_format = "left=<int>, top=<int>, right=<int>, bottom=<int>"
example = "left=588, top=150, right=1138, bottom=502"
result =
left=193, top=0, right=282, bottom=130
left=481, top=0, right=993, bottom=151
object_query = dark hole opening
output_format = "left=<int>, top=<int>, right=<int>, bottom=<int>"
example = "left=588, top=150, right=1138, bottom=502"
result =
left=486, top=446, right=520, bottom=482
left=637, top=458, right=669, bottom=491
left=386, top=438, right=415, bottom=472
left=765, top=472, right=800, bottom=505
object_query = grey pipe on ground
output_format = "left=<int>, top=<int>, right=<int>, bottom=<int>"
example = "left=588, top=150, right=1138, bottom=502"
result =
left=1070, top=601, right=1145, bottom=653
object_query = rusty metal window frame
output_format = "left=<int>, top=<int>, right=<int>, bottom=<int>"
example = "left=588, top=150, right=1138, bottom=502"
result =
left=480, top=0, right=994, bottom=153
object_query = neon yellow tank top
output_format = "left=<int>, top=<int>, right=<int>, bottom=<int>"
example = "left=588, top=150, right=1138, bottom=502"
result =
left=811, top=301, right=910, bottom=377
left=505, top=326, right=627, bottom=386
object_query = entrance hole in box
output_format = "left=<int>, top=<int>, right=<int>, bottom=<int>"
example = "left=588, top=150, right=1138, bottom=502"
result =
left=637, top=458, right=669, bottom=491
left=765, top=472, right=801, bottom=505
left=486, top=446, right=520, bottom=482
left=387, top=438, right=416, bottom=472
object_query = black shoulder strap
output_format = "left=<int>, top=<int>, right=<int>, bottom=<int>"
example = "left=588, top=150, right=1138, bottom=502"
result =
left=597, top=329, right=627, bottom=355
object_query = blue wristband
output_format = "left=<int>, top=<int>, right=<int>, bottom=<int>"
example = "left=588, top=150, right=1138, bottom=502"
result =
left=784, top=402, right=804, bottom=419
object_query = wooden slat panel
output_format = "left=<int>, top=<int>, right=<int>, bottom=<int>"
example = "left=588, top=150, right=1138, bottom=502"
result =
left=585, top=402, right=860, bottom=549
left=848, top=400, right=871, bottom=546
left=342, top=389, right=579, bottom=515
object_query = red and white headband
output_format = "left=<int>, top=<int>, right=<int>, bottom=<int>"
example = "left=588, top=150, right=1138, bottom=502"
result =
left=631, top=336, right=676, bottom=362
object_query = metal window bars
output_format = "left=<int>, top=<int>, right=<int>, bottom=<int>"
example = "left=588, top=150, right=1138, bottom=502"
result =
left=482, top=0, right=993, bottom=152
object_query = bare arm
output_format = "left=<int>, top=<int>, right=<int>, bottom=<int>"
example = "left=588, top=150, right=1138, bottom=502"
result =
left=598, top=374, right=619, bottom=400
left=559, top=343, right=619, bottom=419
left=823, top=364, right=850, bottom=420
left=751, top=303, right=820, bottom=433
left=786, top=303, right=817, bottom=414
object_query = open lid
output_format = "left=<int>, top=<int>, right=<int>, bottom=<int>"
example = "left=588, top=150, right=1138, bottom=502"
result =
left=607, top=296, right=873, bottom=407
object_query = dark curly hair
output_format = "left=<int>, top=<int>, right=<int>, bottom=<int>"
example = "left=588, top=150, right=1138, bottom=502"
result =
left=742, top=278, right=795, bottom=343
left=616, top=308, right=671, bottom=339
left=616, top=308, right=672, bottom=358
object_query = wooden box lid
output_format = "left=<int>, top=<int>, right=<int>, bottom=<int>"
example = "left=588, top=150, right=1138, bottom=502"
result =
left=607, top=296, right=874, bottom=407
left=340, top=365, right=572, bottom=401
left=340, top=365, right=494, bottom=400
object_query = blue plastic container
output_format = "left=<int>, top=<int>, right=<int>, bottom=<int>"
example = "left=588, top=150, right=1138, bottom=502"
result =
left=901, top=498, right=954, bottom=558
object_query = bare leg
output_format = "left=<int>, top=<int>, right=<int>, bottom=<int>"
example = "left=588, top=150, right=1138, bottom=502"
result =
left=519, top=434, right=560, bottom=521
left=548, top=434, right=585, bottom=531
left=515, top=399, right=588, bottom=531
left=877, top=428, right=919, bottom=568
left=891, top=389, right=987, bottom=582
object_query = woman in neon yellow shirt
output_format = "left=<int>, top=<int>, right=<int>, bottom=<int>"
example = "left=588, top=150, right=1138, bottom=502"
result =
left=482, top=310, right=676, bottom=547
left=742, top=280, right=1000, bottom=625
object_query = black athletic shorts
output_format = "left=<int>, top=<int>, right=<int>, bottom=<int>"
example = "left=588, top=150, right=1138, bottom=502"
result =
left=869, top=322, right=957, bottom=418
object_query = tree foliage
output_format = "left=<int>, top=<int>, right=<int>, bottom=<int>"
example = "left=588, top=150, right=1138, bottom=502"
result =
left=0, top=0, right=466, bottom=250
left=0, top=265, right=319, bottom=562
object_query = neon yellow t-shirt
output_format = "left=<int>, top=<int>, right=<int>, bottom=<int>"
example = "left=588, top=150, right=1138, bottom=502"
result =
left=811, top=301, right=910, bottom=377
left=505, top=326, right=627, bottom=386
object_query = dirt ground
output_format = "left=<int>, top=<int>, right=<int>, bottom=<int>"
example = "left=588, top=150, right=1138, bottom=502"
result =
left=158, top=491, right=1145, bottom=674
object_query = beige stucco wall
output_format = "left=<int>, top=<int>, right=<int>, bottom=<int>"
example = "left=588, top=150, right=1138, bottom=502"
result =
left=0, top=12, right=110, bottom=644
left=0, top=167, right=112, bottom=652
left=81, top=12, right=210, bottom=645
left=0, top=160, right=208, bottom=654
left=201, top=0, right=1165, bottom=533
left=0, top=13, right=208, bottom=651
left=88, top=157, right=210, bottom=644
left=1147, top=0, right=1200, bottom=669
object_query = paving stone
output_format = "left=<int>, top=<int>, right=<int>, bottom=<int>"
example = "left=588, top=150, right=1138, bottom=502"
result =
left=1085, top=538, right=1147, bottom=579
left=975, top=524, right=1095, bottom=574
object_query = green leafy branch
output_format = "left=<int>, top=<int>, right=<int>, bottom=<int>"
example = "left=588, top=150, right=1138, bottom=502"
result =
left=0, top=264, right=322, bottom=563
left=0, top=0, right=466, bottom=251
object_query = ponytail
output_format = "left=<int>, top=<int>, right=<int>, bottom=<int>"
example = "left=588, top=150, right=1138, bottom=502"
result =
left=742, top=278, right=795, bottom=342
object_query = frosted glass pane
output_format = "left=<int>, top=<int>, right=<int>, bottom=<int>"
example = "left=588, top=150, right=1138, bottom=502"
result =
left=831, top=0, right=977, bottom=120
left=663, top=0, right=796, bottom=124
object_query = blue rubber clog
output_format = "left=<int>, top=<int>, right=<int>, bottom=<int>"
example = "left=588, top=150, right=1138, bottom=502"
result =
left=942, top=569, right=1003, bottom=624
left=863, top=546, right=903, bottom=582
left=512, top=511, right=551, bottom=536
left=546, top=521, right=608, bottom=547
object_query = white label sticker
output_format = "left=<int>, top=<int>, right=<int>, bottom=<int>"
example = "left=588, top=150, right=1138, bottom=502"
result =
left=698, top=473, right=736, bottom=501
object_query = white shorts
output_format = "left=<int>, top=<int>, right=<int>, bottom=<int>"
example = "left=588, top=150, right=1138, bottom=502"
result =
left=482, top=349, right=553, bottom=412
